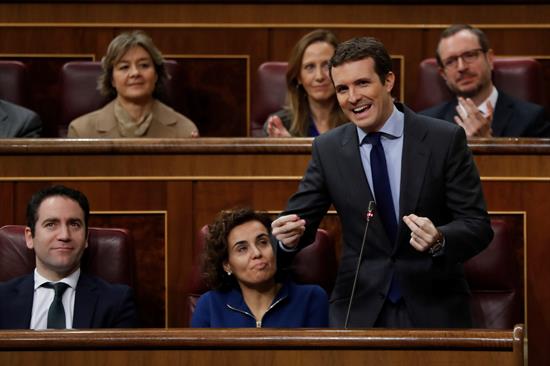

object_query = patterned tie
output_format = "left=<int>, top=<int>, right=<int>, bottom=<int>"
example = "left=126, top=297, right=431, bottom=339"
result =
left=364, top=132, right=401, bottom=303
left=43, top=282, right=69, bottom=329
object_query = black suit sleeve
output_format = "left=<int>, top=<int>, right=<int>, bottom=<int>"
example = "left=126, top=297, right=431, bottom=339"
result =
left=437, top=126, right=493, bottom=264
left=284, top=138, right=333, bottom=249
left=20, top=112, right=42, bottom=137
left=524, top=106, right=550, bottom=137
left=111, top=286, right=140, bottom=328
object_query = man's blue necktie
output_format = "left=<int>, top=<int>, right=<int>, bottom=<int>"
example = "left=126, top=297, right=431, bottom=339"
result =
left=364, top=132, right=401, bottom=303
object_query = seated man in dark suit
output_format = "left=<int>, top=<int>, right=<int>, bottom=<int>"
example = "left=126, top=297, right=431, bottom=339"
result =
left=0, top=185, right=139, bottom=329
left=0, top=99, right=42, bottom=137
left=421, top=24, right=550, bottom=137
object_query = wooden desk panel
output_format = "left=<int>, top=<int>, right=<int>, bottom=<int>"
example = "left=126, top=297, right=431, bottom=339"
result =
left=0, top=327, right=524, bottom=366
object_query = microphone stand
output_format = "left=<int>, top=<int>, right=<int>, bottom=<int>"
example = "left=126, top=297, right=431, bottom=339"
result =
left=344, top=201, right=376, bottom=329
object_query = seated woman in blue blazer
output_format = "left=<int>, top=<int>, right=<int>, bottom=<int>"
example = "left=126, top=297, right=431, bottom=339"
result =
left=191, top=208, right=328, bottom=328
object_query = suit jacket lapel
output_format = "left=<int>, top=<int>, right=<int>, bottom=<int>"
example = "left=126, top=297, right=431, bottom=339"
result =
left=338, top=124, right=392, bottom=255
left=491, top=92, right=512, bottom=136
left=443, top=100, right=458, bottom=123
left=96, top=101, right=118, bottom=135
left=339, top=124, right=374, bottom=204
left=73, top=274, right=99, bottom=329
left=8, top=275, right=34, bottom=328
left=397, top=105, right=430, bottom=252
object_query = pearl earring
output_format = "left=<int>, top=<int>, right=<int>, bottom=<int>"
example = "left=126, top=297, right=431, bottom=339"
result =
left=226, top=270, right=232, bottom=276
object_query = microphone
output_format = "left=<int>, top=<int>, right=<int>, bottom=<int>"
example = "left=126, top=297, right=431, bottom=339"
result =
left=344, top=200, right=376, bottom=329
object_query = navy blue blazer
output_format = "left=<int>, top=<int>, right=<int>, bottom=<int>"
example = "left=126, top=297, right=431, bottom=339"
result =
left=191, top=281, right=328, bottom=328
left=280, top=103, right=493, bottom=328
left=420, top=91, right=550, bottom=137
left=0, top=99, right=42, bottom=138
left=0, top=272, right=139, bottom=329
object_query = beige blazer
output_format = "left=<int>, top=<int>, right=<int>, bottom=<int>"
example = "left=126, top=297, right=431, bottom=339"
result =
left=67, top=100, right=198, bottom=138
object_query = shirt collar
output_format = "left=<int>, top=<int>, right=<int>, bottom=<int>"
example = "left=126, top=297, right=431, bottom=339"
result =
left=225, top=281, right=290, bottom=311
left=34, top=268, right=81, bottom=290
left=356, top=104, right=404, bottom=144
left=458, top=86, right=498, bottom=117
left=477, top=86, right=498, bottom=117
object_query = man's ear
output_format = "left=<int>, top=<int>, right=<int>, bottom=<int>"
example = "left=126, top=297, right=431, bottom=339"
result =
left=438, top=67, right=448, bottom=82
left=486, top=48, right=495, bottom=71
left=24, top=227, right=34, bottom=250
left=384, top=71, right=395, bottom=93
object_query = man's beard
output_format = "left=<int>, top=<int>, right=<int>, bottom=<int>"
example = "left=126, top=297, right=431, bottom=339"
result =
left=454, top=84, right=483, bottom=99
left=447, top=72, right=491, bottom=99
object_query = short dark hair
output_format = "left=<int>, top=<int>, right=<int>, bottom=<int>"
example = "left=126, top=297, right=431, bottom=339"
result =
left=202, top=208, right=273, bottom=291
left=329, top=36, right=393, bottom=84
left=26, top=185, right=90, bottom=237
left=436, top=24, right=491, bottom=67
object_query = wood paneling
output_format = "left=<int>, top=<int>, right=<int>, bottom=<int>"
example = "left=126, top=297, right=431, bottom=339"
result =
left=0, top=327, right=524, bottom=366
left=0, top=3, right=549, bottom=23
left=173, top=57, right=248, bottom=136
left=90, top=213, right=166, bottom=328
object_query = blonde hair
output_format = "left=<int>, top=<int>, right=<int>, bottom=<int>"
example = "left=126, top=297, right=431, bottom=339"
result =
left=285, top=29, right=347, bottom=136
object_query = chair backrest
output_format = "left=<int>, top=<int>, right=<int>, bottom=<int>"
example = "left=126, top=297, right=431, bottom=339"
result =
left=60, top=61, right=108, bottom=137
left=250, top=62, right=288, bottom=136
left=185, top=224, right=337, bottom=325
left=0, top=225, right=134, bottom=287
left=464, top=218, right=523, bottom=329
left=413, top=57, right=545, bottom=112
left=0, top=61, right=29, bottom=106
left=60, top=60, right=185, bottom=137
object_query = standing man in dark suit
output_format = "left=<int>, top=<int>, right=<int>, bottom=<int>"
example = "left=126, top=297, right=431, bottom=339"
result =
left=0, top=185, right=138, bottom=329
left=0, top=99, right=42, bottom=137
left=272, top=37, right=493, bottom=328
left=421, top=24, right=550, bottom=137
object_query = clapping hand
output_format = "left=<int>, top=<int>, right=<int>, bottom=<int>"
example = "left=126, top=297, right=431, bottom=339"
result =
left=266, top=115, right=292, bottom=137
left=454, top=97, right=493, bottom=137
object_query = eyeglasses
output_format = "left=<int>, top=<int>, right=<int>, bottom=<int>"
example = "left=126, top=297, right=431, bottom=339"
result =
left=441, top=48, right=485, bottom=69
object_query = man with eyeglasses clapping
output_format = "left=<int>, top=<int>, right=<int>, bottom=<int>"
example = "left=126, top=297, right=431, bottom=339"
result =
left=421, top=24, right=550, bottom=137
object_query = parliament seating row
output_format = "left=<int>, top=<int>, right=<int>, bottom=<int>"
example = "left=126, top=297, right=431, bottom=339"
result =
left=0, top=218, right=522, bottom=329
left=249, top=57, right=546, bottom=135
left=1, top=57, right=545, bottom=137
left=0, top=60, right=192, bottom=137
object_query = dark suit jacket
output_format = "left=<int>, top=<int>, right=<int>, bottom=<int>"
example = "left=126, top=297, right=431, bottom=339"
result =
left=0, top=272, right=139, bottom=329
left=281, top=103, right=493, bottom=328
left=0, top=99, right=42, bottom=138
left=420, top=91, right=550, bottom=137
